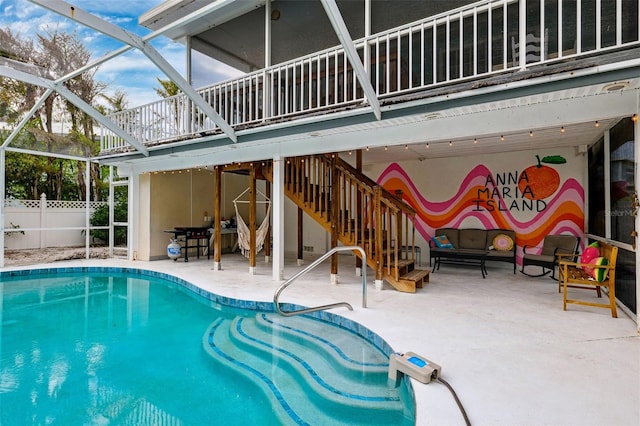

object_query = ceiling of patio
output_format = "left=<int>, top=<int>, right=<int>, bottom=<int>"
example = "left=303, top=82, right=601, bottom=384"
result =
left=353, top=119, right=615, bottom=165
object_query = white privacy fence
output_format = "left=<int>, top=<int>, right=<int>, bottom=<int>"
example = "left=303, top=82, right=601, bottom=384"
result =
left=3, top=194, right=107, bottom=250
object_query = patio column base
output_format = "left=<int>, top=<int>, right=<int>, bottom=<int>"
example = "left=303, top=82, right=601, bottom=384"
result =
left=331, top=273, right=339, bottom=285
left=212, top=261, right=221, bottom=270
left=297, top=258, right=304, bottom=266
left=355, top=267, right=362, bottom=276
left=249, top=266, right=256, bottom=275
left=374, top=279, right=384, bottom=290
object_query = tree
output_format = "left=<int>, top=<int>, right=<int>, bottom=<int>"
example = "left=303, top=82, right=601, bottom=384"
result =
left=0, top=27, right=109, bottom=201
left=154, top=78, right=180, bottom=98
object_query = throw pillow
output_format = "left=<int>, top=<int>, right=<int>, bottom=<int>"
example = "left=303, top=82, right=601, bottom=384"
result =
left=588, top=257, right=609, bottom=282
left=580, top=242, right=600, bottom=274
left=432, top=235, right=454, bottom=249
left=492, top=234, right=514, bottom=251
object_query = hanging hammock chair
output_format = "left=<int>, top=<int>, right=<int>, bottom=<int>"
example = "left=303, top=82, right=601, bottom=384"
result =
left=233, top=188, right=271, bottom=258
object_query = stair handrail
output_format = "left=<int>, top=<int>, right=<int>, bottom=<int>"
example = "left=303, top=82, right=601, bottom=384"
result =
left=274, top=245, right=367, bottom=317
left=332, top=155, right=416, bottom=216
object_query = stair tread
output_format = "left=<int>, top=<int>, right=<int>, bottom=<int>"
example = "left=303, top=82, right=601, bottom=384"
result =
left=400, top=268, right=430, bottom=281
left=204, top=317, right=407, bottom=425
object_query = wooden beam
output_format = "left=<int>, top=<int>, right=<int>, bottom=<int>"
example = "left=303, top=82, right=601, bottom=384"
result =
left=214, top=167, right=222, bottom=267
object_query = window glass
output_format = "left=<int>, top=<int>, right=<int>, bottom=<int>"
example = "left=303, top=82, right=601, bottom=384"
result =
left=588, top=137, right=605, bottom=237
left=609, top=118, right=635, bottom=245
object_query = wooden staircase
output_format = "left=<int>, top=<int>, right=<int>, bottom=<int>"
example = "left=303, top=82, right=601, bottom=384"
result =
left=263, top=154, right=428, bottom=293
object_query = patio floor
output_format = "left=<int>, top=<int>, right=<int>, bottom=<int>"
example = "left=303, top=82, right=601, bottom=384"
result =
left=7, top=252, right=639, bottom=426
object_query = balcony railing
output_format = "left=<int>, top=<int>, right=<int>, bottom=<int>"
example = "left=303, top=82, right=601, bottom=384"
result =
left=101, top=0, right=640, bottom=153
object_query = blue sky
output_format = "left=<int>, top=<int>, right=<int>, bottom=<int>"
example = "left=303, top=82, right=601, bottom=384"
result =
left=0, top=0, right=242, bottom=107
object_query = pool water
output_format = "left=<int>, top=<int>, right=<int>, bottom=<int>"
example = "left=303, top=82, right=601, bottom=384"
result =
left=0, top=269, right=414, bottom=425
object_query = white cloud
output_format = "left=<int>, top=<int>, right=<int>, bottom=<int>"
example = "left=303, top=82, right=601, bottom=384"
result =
left=0, top=0, right=247, bottom=112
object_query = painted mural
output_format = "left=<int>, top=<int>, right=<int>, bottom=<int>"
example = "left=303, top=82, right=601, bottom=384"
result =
left=376, top=155, right=584, bottom=263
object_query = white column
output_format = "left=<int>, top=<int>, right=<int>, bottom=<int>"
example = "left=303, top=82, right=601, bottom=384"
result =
left=186, top=36, right=192, bottom=134
left=518, top=0, right=526, bottom=70
left=265, top=0, right=272, bottom=68
left=272, top=156, right=285, bottom=281
left=263, top=0, right=272, bottom=121
left=40, top=193, right=46, bottom=249
left=0, top=148, right=5, bottom=268
left=85, top=160, right=90, bottom=259
left=109, top=166, right=115, bottom=257
left=128, top=170, right=140, bottom=261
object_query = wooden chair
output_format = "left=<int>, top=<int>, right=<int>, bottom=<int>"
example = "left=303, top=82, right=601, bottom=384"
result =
left=557, top=242, right=618, bottom=317
left=521, top=235, right=579, bottom=279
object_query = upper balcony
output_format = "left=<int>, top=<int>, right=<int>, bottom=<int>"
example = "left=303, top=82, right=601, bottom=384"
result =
left=100, top=0, right=640, bottom=155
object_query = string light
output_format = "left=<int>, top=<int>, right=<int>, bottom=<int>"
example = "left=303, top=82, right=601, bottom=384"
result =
left=500, top=135, right=504, bottom=141
left=404, top=145, right=408, bottom=149
left=529, top=131, right=534, bottom=137
left=426, top=143, right=429, bottom=148
left=366, top=146, right=370, bottom=151
left=473, top=138, right=477, bottom=144
left=560, top=126, right=565, bottom=133
left=633, top=114, right=638, bottom=122
left=449, top=141, right=452, bottom=146
left=384, top=146, right=388, bottom=151
left=594, top=121, right=600, bottom=127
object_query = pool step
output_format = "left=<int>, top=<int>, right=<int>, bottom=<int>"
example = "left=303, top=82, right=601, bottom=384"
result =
left=254, top=313, right=389, bottom=380
left=203, top=314, right=411, bottom=425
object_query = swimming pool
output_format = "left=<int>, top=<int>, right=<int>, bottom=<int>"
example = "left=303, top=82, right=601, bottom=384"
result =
left=0, top=267, right=415, bottom=425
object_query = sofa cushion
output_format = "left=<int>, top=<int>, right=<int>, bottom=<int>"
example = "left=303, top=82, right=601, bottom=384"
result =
left=459, top=229, right=487, bottom=250
left=486, top=229, right=516, bottom=251
left=432, top=235, right=454, bottom=249
left=492, top=233, right=514, bottom=251
left=434, top=228, right=459, bottom=249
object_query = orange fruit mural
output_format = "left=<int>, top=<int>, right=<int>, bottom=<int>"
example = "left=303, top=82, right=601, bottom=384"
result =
left=518, top=155, right=565, bottom=200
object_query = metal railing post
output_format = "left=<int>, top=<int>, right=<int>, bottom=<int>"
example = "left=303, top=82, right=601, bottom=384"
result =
left=274, top=245, right=367, bottom=316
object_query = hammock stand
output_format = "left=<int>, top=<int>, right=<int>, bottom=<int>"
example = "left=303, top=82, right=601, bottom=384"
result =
left=233, top=188, right=271, bottom=258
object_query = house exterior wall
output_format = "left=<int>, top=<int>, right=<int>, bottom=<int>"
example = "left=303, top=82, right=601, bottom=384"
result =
left=147, top=170, right=215, bottom=260
left=140, top=170, right=275, bottom=260
left=365, top=146, right=586, bottom=263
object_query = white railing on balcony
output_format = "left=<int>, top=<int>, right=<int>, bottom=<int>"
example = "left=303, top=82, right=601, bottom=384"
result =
left=101, top=0, right=640, bottom=153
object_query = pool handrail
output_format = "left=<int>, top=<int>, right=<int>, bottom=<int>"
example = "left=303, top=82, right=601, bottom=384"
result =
left=273, top=246, right=367, bottom=316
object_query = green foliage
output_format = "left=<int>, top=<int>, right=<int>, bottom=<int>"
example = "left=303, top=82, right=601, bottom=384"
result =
left=155, top=78, right=180, bottom=98
left=89, top=188, right=128, bottom=245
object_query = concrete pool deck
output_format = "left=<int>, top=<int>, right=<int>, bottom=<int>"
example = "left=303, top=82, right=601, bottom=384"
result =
left=6, top=253, right=639, bottom=426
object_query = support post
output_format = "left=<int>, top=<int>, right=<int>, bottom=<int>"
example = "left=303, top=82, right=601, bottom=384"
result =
left=0, top=148, right=5, bottom=267
left=108, top=166, right=115, bottom=257
left=39, top=193, right=46, bottom=249
left=213, top=167, right=222, bottom=270
left=272, top=156, right=285, bottom=281
left=374, top=186, right=384, bottom=290
left=330, top=154, right=339, bottom=284
left=85, top=160, right=90, bottom=259
left=297, top=207, right=304, bottom=266
left=355, top=149, right=363, bottom=275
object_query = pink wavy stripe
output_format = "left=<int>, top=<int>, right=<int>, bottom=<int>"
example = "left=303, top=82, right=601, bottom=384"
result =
left=377, top=163, right=584, bottom=242
left=378, top=163, right=584, bottom=230
left=378, top=163, right=491, bottom=212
